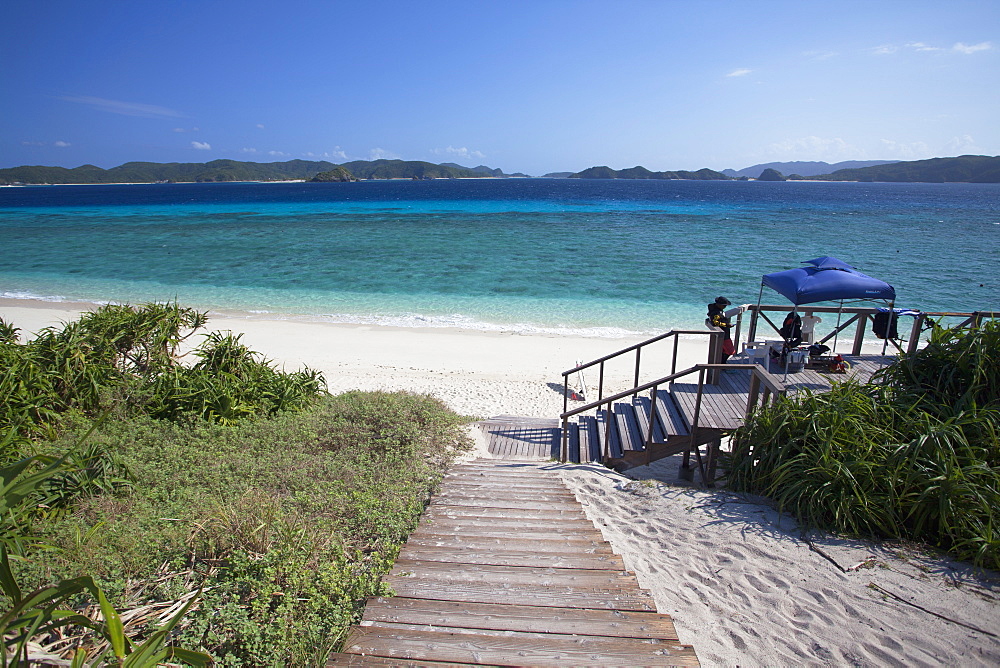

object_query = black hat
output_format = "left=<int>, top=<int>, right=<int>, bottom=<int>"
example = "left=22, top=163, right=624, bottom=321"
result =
left=715, top=296, right=731, bottom=305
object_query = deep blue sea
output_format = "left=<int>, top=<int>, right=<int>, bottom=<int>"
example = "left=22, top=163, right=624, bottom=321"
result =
left=1, top=179, right=997, bottom=337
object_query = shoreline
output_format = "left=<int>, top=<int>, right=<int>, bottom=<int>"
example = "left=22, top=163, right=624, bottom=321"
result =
left=0, top=297, right=712, bottom=419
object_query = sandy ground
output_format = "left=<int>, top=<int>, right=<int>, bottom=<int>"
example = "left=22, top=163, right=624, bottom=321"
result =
left=5, top=298, right=999, bottom=666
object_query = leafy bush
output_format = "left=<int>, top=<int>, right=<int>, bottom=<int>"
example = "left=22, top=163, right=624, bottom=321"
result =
left=728, top=320, right=1000, bottom=569
left=0, top=303, right=324, bottom=437
left=15, top=392, right=470, bottom=665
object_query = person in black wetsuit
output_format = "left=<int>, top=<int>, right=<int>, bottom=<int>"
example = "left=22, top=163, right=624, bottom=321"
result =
left=706, top=296, right=736, bottom=363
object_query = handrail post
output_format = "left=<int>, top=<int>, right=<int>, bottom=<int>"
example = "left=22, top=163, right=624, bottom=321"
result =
left=907, top=313, right=925, bottom=354
left=689, top=368, right=709, bottom=486
left=747, top=304, right=759, bottom=343
left=671, top=334, right=679, bottom=379
left=853, top=314, right=867, bottom=355
left=633, top=347, right=641, bottom=397
left=645, top=384, right=658, bottom=450
left=746, top=371, right=761, bottom=416
left=561, top=417, right=568, bottom=462
left=598, top=362, right=605, bottom=404
left=602, top=401, right=612, bottom=462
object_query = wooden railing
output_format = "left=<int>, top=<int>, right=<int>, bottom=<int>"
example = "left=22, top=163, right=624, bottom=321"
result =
left=740, top=304, right=1000, bottom=356
left=560, top=329, right=724, bottom=419
left=558, top=363, right=786, bottom=483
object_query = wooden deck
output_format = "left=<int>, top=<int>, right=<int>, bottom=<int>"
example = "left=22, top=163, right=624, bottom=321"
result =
left=328, top=459, right=699, bottom=666
left=670, top=352, right=894, bottom=431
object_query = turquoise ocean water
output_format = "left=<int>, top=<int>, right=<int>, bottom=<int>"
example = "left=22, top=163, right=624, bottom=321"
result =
left=1, top=179, right=998, bottom=337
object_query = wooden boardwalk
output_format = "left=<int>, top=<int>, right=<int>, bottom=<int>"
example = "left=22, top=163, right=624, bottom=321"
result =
left=669, top=352, right=894, bottom=431
left=328, top=459, right=699, bottom=666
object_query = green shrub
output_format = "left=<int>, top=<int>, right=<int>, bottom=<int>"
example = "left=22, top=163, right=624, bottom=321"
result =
left=728, top=320, right=1000, bottom=569
left=15, top=392, right=470, bottom=665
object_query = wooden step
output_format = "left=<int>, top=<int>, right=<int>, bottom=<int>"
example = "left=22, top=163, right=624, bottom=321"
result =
left=361, top=597, right=680, bottom=640
left=613, top=402, right=646, bottom=454
left=342, top=624, right=698, bottom=666
left=395, top=544, right=625, bottom=569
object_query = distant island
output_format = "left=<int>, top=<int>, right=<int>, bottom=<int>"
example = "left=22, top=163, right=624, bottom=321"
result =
left=569, top=166, right=729, bottom=180
left=567, top=155, right=999, bottom=183
left=2, top=154, right=998, bottom=185
left=722, top=160, right=900, bottom=179
left=812, top=155, right=1000, bottom=183
left=0, top=158, right=526, bottom=185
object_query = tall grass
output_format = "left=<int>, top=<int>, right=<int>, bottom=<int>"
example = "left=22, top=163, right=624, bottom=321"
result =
left=728, top=320, right=1000, bottom=569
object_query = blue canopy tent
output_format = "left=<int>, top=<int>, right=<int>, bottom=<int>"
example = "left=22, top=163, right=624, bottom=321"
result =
left=756, top=257, right=897, bottom=372
left=761, top=257, right=896, bottom=306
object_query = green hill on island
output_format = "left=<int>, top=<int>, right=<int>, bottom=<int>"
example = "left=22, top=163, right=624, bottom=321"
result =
left=815, top=155, right=1000, bottom=183
left=569, top=165, right=729, bottom=180
left=0, top=158, right=520, bottom=185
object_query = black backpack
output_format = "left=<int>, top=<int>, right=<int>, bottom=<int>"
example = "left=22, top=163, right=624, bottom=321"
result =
left=872, top=311, right=899, bottom=339
left=779, top=313, right=802, bottom=346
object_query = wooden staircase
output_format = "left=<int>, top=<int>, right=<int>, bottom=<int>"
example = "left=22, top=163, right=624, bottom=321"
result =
left=563, top=389, right=697, bottom=469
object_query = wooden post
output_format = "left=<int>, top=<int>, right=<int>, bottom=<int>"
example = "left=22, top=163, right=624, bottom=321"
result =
left=907, top=313, right=925, bottom=354
left=747, top=305, right=759, bottom=343
left=633, top=347, right=641, bottom=396
left=561, top=418, right=568, bottom=462
left=853, top=313, right=868, bottom=355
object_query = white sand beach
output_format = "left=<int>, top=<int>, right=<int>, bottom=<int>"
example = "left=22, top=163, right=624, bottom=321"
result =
left=4, top=298, right=999, bottom=666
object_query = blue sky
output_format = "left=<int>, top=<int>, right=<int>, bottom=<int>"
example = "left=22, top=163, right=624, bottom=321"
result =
left=2, top=0, right=997, bottom=175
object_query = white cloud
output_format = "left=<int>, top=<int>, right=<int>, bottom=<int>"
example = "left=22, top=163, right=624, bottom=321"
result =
left=172, top=127, right=199, bottom=133
left=953, top=41, right=992, bottom=54
left=21, top=140, right=71, bottom=147
left=726, top=68, right=752, bottom=77
left=945, top=135, right=981, bottom=155
left=241, top=147, right=258, bottom=154
left=872, top=41, right=992, bottom=56
left=304, top=148, right=348, bottom=160
left=430, top=145, right=486, bottom=161
left=256, top=123, right=265, bottom=129
left=53, top=140, right=71, bottom=147
left=766, top=136, right=863, bottom=161
left=61, top=95, right=182, bottom=118
left=21, top=140, right=46, bottom=146
left=268, top=150, right=289, bottom=157
left=191, top=141, right=211, bottom=150
left=879, top=139, right=931, bottom=160
left=369, top=147, right=400, bottom=161
left=803, top=50, right=837, bottom=60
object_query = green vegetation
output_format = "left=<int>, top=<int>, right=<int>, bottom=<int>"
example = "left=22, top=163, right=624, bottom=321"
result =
left=0, top=160, right=340, bottom=185
left=0, top=305, right=471, bottom=665
left=755, top=168, right=786, bottom=181
left=338, top=159, right=505, bottom=180
left=569, top=165, right=730, bottom=180
left=815, top=154, right=1000, bottom=183
left=0, top=159, right=518, bottom=185
left=728, top=320, right=1000, bottom=569
left=309, top=166, right=358, bottom=182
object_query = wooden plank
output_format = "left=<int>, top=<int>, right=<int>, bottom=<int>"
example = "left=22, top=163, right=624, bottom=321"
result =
left=361, top=597, right=679, bottom=640
left=655, top=389, right=690, bottom=437
left=343, top=625, right=698, bottom=666
left=423, top=505, right=589, bottom=521
left=327, top=652, right=479, bottom=667
left=401, top=536, right=615, bottom=554
left=426, top=497, right=582, bottom=511
left=394, top=544, right=625, bottom=569
left=391, top=558, right=639, bottom=591
left=413, top=524, right=604, bottom=540
left=381, top=576, right=655, bottom=611
left=434, top=488, right=577, bottom=501
left=409, top=528, right=606, bottom=544
left=418, top=517, right=600, bottom=534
